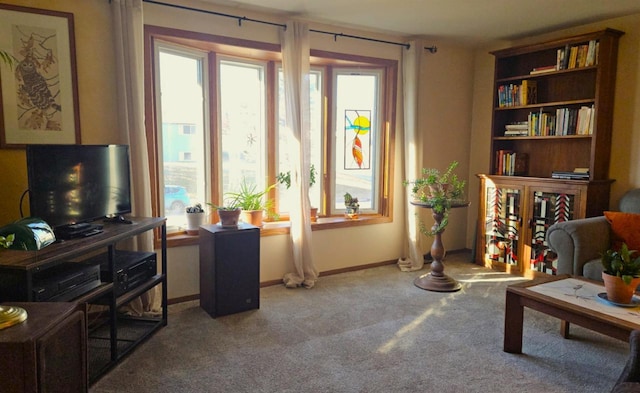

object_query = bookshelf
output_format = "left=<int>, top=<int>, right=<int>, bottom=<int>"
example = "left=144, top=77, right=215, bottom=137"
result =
left=476, top=29, right=623, bottom=276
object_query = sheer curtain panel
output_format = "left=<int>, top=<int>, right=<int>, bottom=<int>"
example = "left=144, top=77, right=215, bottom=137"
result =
left=281, top=21, right=318, bottom=288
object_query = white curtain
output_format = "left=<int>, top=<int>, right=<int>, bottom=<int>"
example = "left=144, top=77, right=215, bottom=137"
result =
left=111, top=0, right=157, bottom=313
left=281, top=21, right=318, bottom=288
left=397, top=40, right=425, bottom=272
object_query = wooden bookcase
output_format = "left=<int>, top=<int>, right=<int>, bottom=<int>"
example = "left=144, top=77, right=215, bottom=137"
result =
left=476, top=29, right=623, bottom=276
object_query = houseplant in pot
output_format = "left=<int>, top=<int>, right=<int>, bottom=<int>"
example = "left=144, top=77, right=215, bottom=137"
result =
left=207, top=198, right=242, bottom=228
left=601, top=242, right=640, bottom=304
left=225, top=179, right=276, bottom=227
left=344, top=192, right=360, bottom=219
left=185, top=203, right=207, bottom=235
left=277, top=164, right=318, bottom=222
left=403, top=160, right=466, bottom=236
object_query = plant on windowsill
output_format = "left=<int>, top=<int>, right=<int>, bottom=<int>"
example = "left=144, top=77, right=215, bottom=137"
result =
left=403, top=160, right=466, bottom=236
left=224, top=178, right=276, bottom=227
left=185, top=203, right=207, bottom=235
left=344, top=192, right=360, bottom=219
left=601, top=243, right=640, bottom=304
left=276, top=164, right=319, bottom=222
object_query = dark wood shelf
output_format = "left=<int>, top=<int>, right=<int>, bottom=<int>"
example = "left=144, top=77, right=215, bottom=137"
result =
left=478, top=29, right=622, bottom=277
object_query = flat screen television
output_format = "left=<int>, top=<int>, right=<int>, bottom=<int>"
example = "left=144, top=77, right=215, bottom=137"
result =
left=26, top=144, right=132, bottom=229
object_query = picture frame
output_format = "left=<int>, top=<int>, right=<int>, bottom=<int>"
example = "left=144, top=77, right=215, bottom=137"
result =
left=0, top=4, right=80, bottom=148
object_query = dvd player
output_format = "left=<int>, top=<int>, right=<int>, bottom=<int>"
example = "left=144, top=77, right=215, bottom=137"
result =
left=32, top=262, right=102, bottom=302
left=82, top=250, right=157, bottom=296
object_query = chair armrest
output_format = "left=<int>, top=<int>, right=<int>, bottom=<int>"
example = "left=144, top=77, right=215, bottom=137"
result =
left=616, top=330, right=640, bottom=385
left=546, top=216, right=610, bottom=276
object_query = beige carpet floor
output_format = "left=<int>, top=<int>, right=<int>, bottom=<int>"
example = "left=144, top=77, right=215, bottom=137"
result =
left=90, top=251, right=629, bottom=393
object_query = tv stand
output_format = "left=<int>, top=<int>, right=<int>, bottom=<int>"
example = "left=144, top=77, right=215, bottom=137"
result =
left=103, top=215, right=133, bottom=224
left=0, top=217, right=167, bottom=385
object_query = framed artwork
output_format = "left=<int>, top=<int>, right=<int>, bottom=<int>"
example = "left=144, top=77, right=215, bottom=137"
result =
left=0, top=4, right=80, bottom=148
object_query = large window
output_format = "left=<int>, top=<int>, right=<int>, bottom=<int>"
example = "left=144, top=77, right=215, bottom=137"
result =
left=146, top=28, right=396, bottom=237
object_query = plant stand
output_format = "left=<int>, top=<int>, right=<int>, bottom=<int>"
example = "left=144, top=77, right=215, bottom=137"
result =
left=411, top=200, right=469, bottom=292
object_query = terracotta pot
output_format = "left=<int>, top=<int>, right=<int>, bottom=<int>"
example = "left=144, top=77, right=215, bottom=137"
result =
left=602, top=272, right=640, bottom=304
left=310, top=207, right=318, bottom=223
left=217, top=208, right=241, bottom=228
left=241, top=210, right=264, bottom=227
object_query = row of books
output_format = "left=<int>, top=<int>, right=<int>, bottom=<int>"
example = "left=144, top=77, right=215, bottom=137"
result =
left=495, top=150, right=528, bottom=176
left=557, top=40, right=599, bottom=70
left=497, top=80, right=537, bottom=107
left=527, top=40, right=599, bottom=76
left=501, top=105, right=595, bottom=137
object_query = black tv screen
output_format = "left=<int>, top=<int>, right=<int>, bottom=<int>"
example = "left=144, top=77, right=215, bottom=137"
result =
left=26, top=144, right=132, bottom=229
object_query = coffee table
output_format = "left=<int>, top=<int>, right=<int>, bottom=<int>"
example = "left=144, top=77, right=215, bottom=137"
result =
left=504, top=274, right=640, bottom=353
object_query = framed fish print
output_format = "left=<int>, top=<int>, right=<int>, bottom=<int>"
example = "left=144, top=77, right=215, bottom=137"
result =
left=0, top=4, right=80, bottom=148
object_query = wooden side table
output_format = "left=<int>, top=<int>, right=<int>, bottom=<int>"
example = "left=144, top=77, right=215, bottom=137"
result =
left=411, top=200, right=470, bottom=292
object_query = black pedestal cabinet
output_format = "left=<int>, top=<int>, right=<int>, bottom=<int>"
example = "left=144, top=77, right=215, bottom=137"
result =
left=199, top=223, right=260, bottom=317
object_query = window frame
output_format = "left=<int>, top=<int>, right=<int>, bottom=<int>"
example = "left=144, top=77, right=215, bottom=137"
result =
left=144, top=26, right=397, bottom=247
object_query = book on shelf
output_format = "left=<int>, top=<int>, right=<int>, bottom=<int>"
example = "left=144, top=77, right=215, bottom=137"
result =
left=551, top=170, right=590, bottom=180
left=529, top=65, right=557, bottom=75
left=495, top=150, right=528, bottom=176
left=497, top=80, right=537, bottom=107
left=520, top=80, right=537, bottom=105
left=556, top=40, right=598, bottom=70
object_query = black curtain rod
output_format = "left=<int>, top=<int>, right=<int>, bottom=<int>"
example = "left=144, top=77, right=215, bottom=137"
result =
left=141, top=0, right=437, bottom=52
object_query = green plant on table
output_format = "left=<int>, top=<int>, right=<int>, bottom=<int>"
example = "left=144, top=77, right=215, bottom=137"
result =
left=601, top=243, right=640, bottom=285
left=403, top=160, right=466, bottom=236
left=225, top=178, right=276, bottom=213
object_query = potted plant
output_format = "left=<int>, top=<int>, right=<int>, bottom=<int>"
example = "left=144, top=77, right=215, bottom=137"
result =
left=344, top=192, right=360, bottom=219
left=601, top=243, right=640, bottom=304
left=207, top=201, right=242, bottom=228
left=403, top=160, right=466, bottom=236
left=225, top=179, right=276, bottom=227
left=277, top=164, right=318, bottom=221
left=185, top=203, right=207, bottom=235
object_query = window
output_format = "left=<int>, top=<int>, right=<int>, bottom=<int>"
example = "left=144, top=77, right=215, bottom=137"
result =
left=156, top=47, right=208, bottom=230
left=146, top=27, right=396, bottom=237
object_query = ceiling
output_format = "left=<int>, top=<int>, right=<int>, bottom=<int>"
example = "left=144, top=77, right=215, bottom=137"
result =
left=201, top=0, right=640, bottom=44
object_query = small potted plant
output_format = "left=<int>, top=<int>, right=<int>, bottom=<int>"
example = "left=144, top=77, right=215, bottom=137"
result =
left=185, top=203, right=207, bottom=235
left=344, top=192, right=360, bottom=219
left=601, top=243, right=640, bottom=304
left=403, top=160, right=466, bottom=236
left=277, top=164, right=318, bottom=221
left=207, top=201, right=241, bottom=228
left=225, top=179, right=276, bottom=227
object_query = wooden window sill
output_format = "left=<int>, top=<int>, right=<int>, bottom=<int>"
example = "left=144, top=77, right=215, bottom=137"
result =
left=158, top=215, right=392, bottom=248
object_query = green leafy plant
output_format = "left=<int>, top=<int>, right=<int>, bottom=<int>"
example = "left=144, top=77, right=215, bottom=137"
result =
left=0, top=233, right=15, bottom=249
left=601, top=243, right=640, bottom=285
left=403, top=160, right=466, bottom=236
left=276, top=164, right=317, bottom=189
left=344, top=192, right=359, bottom=210
left=225, top=179, right=276, bottom=212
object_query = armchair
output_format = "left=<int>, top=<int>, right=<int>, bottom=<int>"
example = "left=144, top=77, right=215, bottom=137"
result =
left=546, top=189, right=640, bottom=281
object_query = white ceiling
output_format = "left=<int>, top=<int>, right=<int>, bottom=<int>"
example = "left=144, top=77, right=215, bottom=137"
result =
left=201, top=0, right=640, bottom=43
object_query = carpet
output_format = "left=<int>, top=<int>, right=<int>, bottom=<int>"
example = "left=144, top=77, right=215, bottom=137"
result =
left=90, top=252, right=628, bottom=393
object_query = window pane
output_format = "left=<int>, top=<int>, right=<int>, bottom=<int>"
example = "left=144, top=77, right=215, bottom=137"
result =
left=333, top=72, right=380, bottom=212
left=220, top=60, right=267, bottom=197
left=277, top=69, right=323, bottom=214
left=157, top=48, right=207, bottom=230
